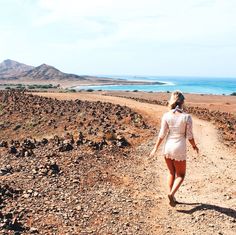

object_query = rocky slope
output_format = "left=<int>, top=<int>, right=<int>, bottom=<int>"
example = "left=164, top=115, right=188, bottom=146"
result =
left=0, top=90, right=153, bottom=234
left=22, top=64, right=87, bottom=81
left=0, top=59, right=89, bottom=81
left=0, top=59, right=34, bottom=79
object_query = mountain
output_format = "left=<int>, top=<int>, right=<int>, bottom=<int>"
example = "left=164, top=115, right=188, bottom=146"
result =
left=0, top=59, right=164, bottom=86
left=0, top=59, right=87, bottom=81
left=0, top=59, right=34, bottom=79
left=22, top=63, right=87, bottom=81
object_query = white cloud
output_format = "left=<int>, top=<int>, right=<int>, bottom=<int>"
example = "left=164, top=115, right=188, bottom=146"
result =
left=34, top=0, right=236, bottom=49
left=1, top=0, right=236, bottom=76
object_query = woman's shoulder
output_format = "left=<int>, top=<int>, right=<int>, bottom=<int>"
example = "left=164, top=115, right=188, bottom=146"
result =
left=183, top=112, right=192, bottom=116
left=183, top=111, right=191, bottom=116
left=182, top=112, right=192, bottom=121
left=163, top=111, right=172, bottom=117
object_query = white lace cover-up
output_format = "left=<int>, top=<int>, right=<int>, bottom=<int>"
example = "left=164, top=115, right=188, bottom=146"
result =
left=158, top=111, right=194, bottom=161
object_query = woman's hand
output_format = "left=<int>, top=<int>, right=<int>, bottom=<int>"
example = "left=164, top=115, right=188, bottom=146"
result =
left=193, top=145, right=199, bottom=154
left=150, top=148, right=157, bottom=158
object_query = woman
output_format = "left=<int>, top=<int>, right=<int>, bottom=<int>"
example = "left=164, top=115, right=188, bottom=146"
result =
left=150, top=91, right=199, bottom=207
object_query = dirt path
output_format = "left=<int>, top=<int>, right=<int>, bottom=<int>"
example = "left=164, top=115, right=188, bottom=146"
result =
left=36, top=92, right=236, bottom=234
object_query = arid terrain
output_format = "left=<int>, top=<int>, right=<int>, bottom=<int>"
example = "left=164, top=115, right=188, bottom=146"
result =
left=0, top=90, right=236, bottom=234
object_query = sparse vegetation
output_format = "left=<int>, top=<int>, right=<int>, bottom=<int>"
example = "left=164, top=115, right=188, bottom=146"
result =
left=1, top=83, right=58, bottom=90
left=0, top=103, right=3, bottom=114
left=230, top=92, right=236, bottom=96
left=28, top=84, right=57, bottom=89
left=69, top=89, right=77, bottom=93
left=87, top=89, right=94, bottom=92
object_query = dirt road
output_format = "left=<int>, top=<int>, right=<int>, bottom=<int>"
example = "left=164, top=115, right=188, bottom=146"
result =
left=36, top=92, right=236, bottom=234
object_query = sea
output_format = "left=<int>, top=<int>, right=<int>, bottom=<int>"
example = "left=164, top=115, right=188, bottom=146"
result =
left=75, top=76, right=236, bottom=95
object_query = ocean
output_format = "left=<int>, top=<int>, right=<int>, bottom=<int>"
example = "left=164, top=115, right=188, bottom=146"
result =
left=75, top=76, right=236, bottom=95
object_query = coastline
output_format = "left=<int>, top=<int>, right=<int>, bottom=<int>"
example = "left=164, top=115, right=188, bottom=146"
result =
left=69, top=76, right=236, bottom=95
left=0, top=77, right=166, bottom=90
left=67, top=80, right=166, bottom=89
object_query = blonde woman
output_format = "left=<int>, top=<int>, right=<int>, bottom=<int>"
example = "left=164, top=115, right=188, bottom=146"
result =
left=150, top=91, right=199, bottom=207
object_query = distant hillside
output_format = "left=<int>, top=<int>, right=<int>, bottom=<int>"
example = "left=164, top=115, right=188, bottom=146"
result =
left=0, top=59, right=34, bottom=79
left=0, top=59, right=165, bottom=87
left=21, top=63, right=87, bottom=81
left=0, top=59, right=87, bottom=81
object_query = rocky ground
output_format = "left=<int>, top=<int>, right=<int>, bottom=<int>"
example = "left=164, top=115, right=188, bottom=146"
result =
left=0, top=90, right=236, bottom=234
left=0, top=90, right=153, bottom=234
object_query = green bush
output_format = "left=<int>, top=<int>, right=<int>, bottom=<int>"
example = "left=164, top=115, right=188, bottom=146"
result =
left=87, top=89, right=94, bottom=92
left=230, top=92, right=236, bottom=96
left=27, top=84, right=57, bottom=89
left=28, top=85, right=36, bottom=89
left=69, top=89, right=77, bottom=93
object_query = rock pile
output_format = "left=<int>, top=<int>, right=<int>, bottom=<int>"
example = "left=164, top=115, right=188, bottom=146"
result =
left=0, top=90, right=150, bottom=144
left=0, top=90, right=153, bottom=234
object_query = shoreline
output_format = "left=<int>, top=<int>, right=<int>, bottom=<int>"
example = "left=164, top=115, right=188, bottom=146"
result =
left=1, top=79, right=235, bottom=96
left=69, top=81, right=165, bottom=89
left=72, top=87, right=235, bottom=96
left=0, top=78, right=166, bottom=89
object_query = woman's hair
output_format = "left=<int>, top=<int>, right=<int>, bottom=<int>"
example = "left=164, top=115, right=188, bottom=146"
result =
left=168, top=90, right=185, bottom=110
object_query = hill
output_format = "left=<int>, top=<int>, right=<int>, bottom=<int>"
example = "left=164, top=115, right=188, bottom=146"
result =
left=0, top=60, right=87, bottom=81
left=0, top=59, right=166, bottom=87
left=0, top=59, right=34, bottom=79
left=21, top=63, right=87, bottom=81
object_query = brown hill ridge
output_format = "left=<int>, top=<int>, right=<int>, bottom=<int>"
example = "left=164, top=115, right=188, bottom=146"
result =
left=0, top=59, right=34, bottom=79
left=0, top=59, right=165, bottom=87
left=0, top=59, right=87, bottom=81
left=22, top=63, right=87, bottom=81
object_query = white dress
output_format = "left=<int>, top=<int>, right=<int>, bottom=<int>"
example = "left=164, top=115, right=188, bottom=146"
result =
left=158, top=110, right=194, bottom=161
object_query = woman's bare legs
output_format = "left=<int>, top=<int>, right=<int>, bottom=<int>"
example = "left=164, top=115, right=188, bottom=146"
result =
left=169, top=160, right=186, bottom=197
left=164, top=158, right=176, bottom=192
left=165, top=158, right=186, bottom=206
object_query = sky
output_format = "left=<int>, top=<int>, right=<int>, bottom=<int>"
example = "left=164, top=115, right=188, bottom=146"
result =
left=1, top=0, right=236, bottom=77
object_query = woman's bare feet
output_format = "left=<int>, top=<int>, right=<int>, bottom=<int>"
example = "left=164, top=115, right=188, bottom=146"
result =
left=168, top=194, right=177, bottom=207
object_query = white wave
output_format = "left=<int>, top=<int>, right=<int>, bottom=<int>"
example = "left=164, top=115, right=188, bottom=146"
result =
left=158, top=81, right=175, bottom=86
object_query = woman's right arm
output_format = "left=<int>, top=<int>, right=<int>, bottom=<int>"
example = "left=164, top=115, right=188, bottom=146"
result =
left=150, top=113, right=168, bottom=157
left=188, top=138, right=199, bottom=153
left=186, top=115, right=199, bottom=153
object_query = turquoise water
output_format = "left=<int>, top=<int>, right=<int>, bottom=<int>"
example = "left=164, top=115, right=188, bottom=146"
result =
left=75, top=76, right=236, bottom=95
